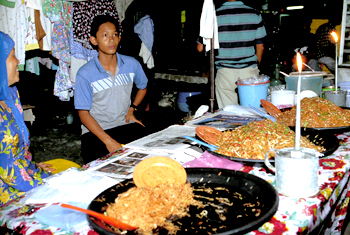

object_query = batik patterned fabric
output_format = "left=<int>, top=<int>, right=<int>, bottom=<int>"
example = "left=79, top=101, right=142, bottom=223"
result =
left=72, top=0, right=122, bottom=49
left=0, top=87, right=50, bottom=206
left=42, top=0, right=73, bottom=101
left=69, top=28, right=97, bottom=61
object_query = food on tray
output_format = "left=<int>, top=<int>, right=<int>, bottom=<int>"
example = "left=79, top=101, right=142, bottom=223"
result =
left=106, top=183, right=203, bottom=234
left=260, top=99, right=282, bottom=118
left=277, top=97, right=350, bottom=127
left=216, top=119, right=325, bottom=160
left=196, top=126, right=222, bottom=145
left=133, top=156, right=187, bottom=188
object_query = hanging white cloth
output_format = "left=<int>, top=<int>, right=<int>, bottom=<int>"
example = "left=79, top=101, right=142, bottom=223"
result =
left=113, top=0, right=134, bottom=22
left=139, top=42, right=154, bottom=69
left=134, top=15, right=155, bottom=69
left=0, top=0, right=28, bottom=69
left=199, top=0, right=219, bottom=52
left=26, top=0, right=53, bottom=51
left=70, top=57, right=88, bottom=83
left=65, top=0, right=133, bottom=22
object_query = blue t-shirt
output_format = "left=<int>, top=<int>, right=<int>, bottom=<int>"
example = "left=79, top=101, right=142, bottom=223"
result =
left=74, top=53, right=148, bottom=134
left=215, top=1, right=267, bottom=69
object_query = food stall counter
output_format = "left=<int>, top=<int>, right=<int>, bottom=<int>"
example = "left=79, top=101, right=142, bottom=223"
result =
left=1, top=125, right=350, bottom=235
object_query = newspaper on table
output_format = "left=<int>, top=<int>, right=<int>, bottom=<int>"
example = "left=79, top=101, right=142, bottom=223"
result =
left=24, top=145, right=202, bottom=205
left=185, top=108, right=264, bottom=130
left=87, top=124, right=200, bottom=180
left=87, top=147, right=202, bottom=180
left=87, top=149, right=171, bottom=179
left=123, top=124, right=196, bottom=153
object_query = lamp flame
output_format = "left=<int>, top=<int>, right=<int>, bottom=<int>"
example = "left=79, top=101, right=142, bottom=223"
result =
left=331, top=31, right=338, bottom=43
left=296, top=52, right=302, bottom=73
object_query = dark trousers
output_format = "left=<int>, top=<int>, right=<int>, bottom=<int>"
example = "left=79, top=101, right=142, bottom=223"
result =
left=81, top=123, right=149, bottom=164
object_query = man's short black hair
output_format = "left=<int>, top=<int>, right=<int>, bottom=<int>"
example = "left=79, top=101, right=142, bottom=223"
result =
left=90, top=14, right=122, bottom=38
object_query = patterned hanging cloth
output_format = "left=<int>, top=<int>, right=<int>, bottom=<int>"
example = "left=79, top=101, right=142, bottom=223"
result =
left=72, top=0, right=122, bottom=49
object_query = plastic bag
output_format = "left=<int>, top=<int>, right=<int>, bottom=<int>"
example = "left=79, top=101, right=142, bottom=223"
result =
left=267, top=84, right=286, bottom=101
left=269, top=84, right=286, bottom=92
left=34, top=201, right=89, bottom=232
left=183, top=151, right=243, bottom=170
left=25, top=168, right=118, bottom=204
left=236, top=74, right=270, bottom=85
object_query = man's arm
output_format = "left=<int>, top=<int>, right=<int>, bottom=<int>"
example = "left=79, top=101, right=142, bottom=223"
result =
left=256, top=43, right=264, bottom=65
left=197, top=42, right=204, bottom=53
left=132, top=88, right=147, bottom=107
left=78, top=110, right=122, bottom=153
left=126, top=88, right=147, bottom=125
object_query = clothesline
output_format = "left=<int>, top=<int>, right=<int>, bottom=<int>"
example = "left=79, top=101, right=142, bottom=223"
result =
left=0, top=0, right=134, bottom=101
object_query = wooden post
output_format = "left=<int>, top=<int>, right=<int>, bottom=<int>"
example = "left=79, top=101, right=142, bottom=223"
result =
left=210, top=38, right=215, bottom=113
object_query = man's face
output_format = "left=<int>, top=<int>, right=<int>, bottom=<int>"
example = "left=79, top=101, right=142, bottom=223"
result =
left=90, top=22, right=121, bottom=55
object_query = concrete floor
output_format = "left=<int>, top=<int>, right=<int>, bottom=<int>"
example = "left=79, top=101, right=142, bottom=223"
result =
left=29, top=117, right=84, bottom=166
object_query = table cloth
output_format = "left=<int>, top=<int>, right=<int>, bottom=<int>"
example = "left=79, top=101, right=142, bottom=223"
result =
left=1, top=132, right=350, bottom=235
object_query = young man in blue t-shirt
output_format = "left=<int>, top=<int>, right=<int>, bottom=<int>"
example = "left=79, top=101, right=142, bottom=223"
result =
left=74, top=15, right=148, bottom=164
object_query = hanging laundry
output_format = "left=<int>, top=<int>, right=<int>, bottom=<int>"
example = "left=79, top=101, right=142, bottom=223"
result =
left=42, top=0, right=72, bottom=57
left=27, top=0, right=53, bottom=51
left=42, top=0, right=72, bottom=27
left=134, top=15, right=154, bottom=69
left=72, top=0, right=122, bottom=49
left=200, top=0, right=219, bottom=51
left=113, top=0, right=134, bottom=22
left=52, top=21, right=72, bottom=101
left=25, top=55, right=54, bottom=75
left=0, top=0, right=33, bottom=70
left=69, top=27, right=97, bottom=61
left=42, top=0, right=73, bottom=101
left=134, top=15, right=154, bottom=53
left=0, top=0, right=15, bottom=8
left=25, top=6, right=40, bottom=51
left=54, top=60, right=74, bottom=101
left=25, top=57, right=40, bottom=76
left=139, top=42, right=154, bottom=69
left=70, top=56, right=87, bottom=83
left=34, top=10, right=46, bottom=50
left=37, top=57, right=53, bottom=69
left=69, top=27, right=97, bottom=83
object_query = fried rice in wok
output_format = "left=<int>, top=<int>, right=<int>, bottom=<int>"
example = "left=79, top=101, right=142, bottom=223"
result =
left=106, top=183, right=203, bottom=234
left=277, top=97, right=350, bottom=127
left=216, top=119, right=325, bottom=160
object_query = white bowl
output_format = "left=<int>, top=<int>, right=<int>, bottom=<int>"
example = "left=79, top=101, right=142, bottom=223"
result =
left=300, top=90, right=318, bottom=100
left=271, top=90, right=296, bottom=109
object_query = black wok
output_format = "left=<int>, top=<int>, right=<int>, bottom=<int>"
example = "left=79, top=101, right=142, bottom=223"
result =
left=87, top=168, right=279, bottom=235
left=205, top=129, right=339, bottom=163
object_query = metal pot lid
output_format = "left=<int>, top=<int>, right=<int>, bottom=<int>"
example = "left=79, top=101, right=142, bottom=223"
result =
left=289, top=71, right=328, bottom=77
